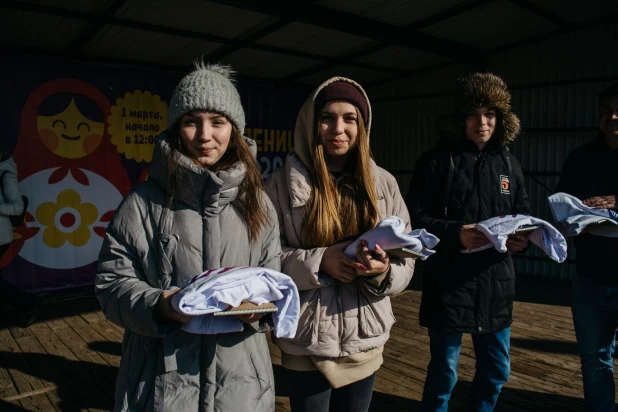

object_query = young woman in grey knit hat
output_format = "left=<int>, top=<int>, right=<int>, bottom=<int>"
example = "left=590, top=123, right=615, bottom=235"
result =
left=96, top=61, right=281, bottom=411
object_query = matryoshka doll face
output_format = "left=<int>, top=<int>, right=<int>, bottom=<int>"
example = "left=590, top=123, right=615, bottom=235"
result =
left=37, top=97, right=104, bottom=159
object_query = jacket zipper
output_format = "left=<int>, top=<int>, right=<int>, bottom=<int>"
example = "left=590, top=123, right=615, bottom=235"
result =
left=335, top=281, right=344, bottom=356
left=475, top=151, right=491, bottom=332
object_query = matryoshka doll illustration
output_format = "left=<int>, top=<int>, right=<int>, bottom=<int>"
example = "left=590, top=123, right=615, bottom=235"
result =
left=2, top=79, right=132, bottom=291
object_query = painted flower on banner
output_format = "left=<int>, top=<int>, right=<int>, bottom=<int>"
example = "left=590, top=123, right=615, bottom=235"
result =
left=36, top=189, right=98, bottom=248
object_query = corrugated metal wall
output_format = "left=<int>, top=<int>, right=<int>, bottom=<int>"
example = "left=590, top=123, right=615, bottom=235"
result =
left=367, top=21, right=618, bottom=280
left=370, top=64, right=472, bottom=191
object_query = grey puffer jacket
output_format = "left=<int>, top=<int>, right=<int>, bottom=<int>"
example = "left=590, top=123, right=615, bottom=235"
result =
left=0, top=157, right=24, bottom=246
left=96, top=135, right=281, bottom=412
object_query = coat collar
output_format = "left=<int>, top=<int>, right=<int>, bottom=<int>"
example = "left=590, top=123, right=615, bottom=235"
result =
left=149, top=133, right=248, bottom=212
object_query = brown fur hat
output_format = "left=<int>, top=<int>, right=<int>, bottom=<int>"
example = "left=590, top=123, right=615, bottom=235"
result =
left=440, top=72, right=521, bottom=147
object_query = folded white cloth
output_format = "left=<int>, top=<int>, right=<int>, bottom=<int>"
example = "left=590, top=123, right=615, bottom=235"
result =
left=344, top=216, right=440, bottom=261
left=171, top=266, right=300, bottom=338
left=548, top=192, right=618, bottom=238
left=462, top=214, right=567, bottom=263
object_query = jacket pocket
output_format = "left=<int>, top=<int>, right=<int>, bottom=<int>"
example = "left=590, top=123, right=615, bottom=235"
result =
left=127, top=334, right=160, bottom=410
left=244, top=334, right=273, bottom=396
left=358, top=292, right=395, bottom=338
left=292, top=289, right=321, bottom=344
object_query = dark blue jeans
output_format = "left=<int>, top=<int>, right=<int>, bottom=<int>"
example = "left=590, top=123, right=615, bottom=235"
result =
left=572, top=275, right=618, bottom=412
left=421, top=327, right=511, bottom=412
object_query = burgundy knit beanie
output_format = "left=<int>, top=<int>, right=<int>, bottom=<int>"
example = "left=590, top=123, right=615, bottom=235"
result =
left=315, top=81, right=369, bottom=124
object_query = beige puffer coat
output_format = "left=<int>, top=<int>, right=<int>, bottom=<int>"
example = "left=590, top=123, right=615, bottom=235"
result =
left=265, top=77, right=415, bottom=358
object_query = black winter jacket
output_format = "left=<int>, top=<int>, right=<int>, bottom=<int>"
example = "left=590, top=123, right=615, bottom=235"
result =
left=406, top=140, right=530, bottom=333
left=555, top=133, right=618, bottom=285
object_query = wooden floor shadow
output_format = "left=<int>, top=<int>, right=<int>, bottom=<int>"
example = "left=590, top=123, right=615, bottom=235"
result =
left=369, top=391, right=421, bottom=411
left=510, top=337, right=579, bottom=355
left=405, top=266, right=573, bottom=308
left=0, top=350, right=116, bottom=411
left=88, top=340, right=122, bottom=356
left=1, top=295, right=103, bottom=328
left=0, top=399, right=28, bottom=411
left=514, top=274, right=573, bottom=307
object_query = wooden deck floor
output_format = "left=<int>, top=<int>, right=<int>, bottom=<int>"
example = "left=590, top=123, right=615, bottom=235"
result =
left=0, top=286, right=612, bottom=411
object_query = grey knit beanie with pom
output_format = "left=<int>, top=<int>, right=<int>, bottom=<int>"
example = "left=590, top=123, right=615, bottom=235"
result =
left=167, top=61, right=245, bottom=132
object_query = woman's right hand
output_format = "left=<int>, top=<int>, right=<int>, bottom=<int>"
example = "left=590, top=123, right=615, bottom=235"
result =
left=155, top=288, right=194, bottom=323
left=319, top=241, right=365, bottom=283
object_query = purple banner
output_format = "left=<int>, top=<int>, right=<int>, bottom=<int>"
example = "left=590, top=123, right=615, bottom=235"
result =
left=0, top=52, right=307, bottom=293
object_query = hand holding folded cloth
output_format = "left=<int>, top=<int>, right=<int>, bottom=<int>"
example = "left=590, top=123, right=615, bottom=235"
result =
left=461, top=214, right=567, bottom=263
left=548, top=192, right=618, bottom=238
left=344, top=216, right=440, bottom=261
left=170, top=266, right=299, bottom=338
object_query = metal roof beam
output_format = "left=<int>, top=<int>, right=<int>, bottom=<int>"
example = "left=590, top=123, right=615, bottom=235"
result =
left=69, top=0, right=129, bottom=52
left=0, top=0, right=407, bottom=75
left=507, top=0, right=573, bottom=28
left=106, top=18, right=408, bottom=74
left=489, top=10, right=618, bottom=53
left=407, top=0, right=495, bottom=30
left=0, top=0, right=94, bottom=19
left=206, top=0, right=482, bottom=59
left=366, top=10, right=617, bottom=90
left=204, top=20, right=290, bottom=62
left=281, top=0, right=493, bottom=82
left=282, top=43, right=388, bottom=82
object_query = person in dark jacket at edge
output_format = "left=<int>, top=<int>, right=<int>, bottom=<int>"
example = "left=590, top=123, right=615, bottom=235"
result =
left=555, top=83, right=618, bottom=412
left=406, top=73, right=531, bottom=412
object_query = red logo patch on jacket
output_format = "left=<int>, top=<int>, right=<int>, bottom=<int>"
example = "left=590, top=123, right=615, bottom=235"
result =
left=500, top=175, right=510, bottom=194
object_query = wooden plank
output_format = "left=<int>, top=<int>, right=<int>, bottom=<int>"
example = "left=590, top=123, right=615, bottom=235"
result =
left=0, top=352, right=18, bottom=399
left=41, top=318, right=117, bottom=401
left=6, top=334, right=57, bottom=411
left=61, top=314, right=120, bottom=368
left=387, top=291, right=589, bottom=409
left=275, top=397, right=290, bottom=412
left=0, top=328, right=43, bottom=398
left=28, top=320, right=108, bottom=410
left=0, top=289, right=596, bottom=412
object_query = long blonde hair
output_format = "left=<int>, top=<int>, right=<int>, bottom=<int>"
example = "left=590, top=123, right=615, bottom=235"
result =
left=301, top=109, right=379, bottom=248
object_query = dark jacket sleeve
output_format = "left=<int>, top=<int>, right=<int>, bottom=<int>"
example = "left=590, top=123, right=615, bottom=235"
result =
left=510, top=156, right=531, bottom=215
left=555, top=151, right=578, bottom=195
left=406, top=151, right=463, bottom=250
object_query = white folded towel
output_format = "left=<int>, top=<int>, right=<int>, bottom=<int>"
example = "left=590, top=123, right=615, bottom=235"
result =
left=344, top=216, right=440, bottom=261
left=463, top=214, right=568, bottom=263
left=171, top=266, right=300, bottom=338
left=548, top=192, right=618, bottom=238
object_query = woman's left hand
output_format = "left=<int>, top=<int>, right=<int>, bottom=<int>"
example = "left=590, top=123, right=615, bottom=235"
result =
left=355, top=240, right=390, bottom=276
left=506, top=234, right=529, bottom=252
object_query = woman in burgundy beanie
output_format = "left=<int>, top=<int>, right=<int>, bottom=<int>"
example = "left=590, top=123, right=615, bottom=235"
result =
left=266, top=77, right=415, bottom=411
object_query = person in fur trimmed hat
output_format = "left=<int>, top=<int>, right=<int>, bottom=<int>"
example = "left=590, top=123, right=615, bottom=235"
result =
left=555, top=83, right=618, bottom=412
left=406, top=72, right=531, bottom=412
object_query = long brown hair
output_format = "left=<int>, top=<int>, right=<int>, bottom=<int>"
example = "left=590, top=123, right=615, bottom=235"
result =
left=166, top=119, right=268, bottom=242
left=301, top=109, right=379, bottom=248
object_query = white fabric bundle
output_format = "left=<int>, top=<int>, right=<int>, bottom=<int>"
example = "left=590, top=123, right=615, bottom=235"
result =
left=344, top=216, right=440, bottom=261
left=548, top=192, right=618, bottom=238
left=462, top=214, right=567, bottom=263
left=171, top=266, right=300, bottom=338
